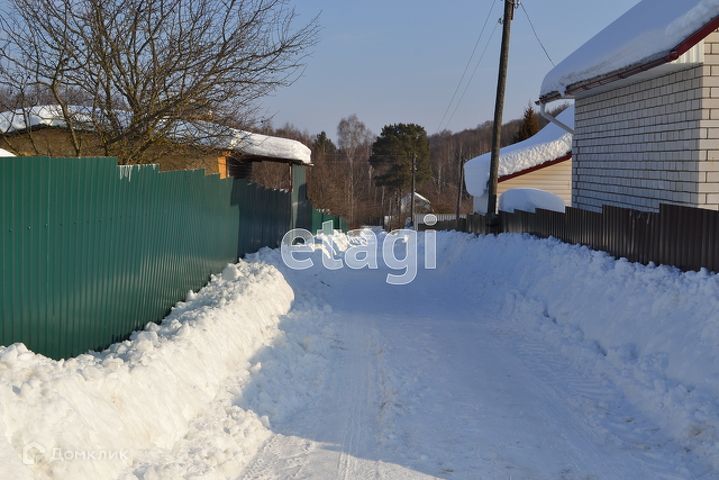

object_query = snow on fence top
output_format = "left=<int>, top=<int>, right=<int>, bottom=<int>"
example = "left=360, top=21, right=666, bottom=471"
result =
left=0, top=148, right=15, bottom=157
left=0, top=105, right=312, bottom=164
left=540, top=0, right=719, bottom=102
left=463, top=107, right=574, bottom=198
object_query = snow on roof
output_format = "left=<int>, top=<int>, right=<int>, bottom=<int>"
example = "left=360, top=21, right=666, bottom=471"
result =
left=229, top=131, right=310, bottom=163
left=413, top=192, right=430, bottom=204
left=400, top=192, right=431, bottom=210
left=0, top=148, right=15, bottom=157
left=540, top=0, right=719, bottom=101
left=463, top=107, right=574, bottom=198
left=0, top=106, right=311, bottom=164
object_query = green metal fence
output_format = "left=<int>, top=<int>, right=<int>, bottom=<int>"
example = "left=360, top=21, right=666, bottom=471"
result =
left=310, top=209, right=348, bottom=233
left=0, top=156, right=293, bottom=359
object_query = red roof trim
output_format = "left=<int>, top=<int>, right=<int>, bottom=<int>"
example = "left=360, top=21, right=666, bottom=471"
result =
left=539, top=14, right=719, bottom=104
left=498, top=152, right=572, bottom=182
left=673, top=14, right=719, bottom=60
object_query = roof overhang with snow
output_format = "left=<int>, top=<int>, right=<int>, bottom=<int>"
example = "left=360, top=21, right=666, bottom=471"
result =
left=539, top=0, right=719, bottom=104
left=463, top=107, right=574, bottom=198
left=400, top=192, right=431, bottom=209
left=0, top=106, right=312, bottom=165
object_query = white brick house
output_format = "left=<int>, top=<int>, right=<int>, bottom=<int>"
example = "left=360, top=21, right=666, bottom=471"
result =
left=539, top=1, right=719, bottom=212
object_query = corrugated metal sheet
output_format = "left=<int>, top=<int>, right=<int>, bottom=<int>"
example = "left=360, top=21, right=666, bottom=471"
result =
left=463, top=204, right=719, bottom=273
left=1, top=156, right=292, bottom=359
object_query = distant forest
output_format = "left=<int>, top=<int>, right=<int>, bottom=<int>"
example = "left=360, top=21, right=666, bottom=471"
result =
left=253, top=104, right=569, bottom=228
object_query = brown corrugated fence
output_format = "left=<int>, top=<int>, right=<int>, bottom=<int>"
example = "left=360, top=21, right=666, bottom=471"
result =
left=456, top=204, right=719, bottom=273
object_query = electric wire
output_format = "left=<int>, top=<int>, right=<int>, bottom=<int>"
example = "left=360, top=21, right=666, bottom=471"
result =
left=436, top=0, right=499, bottom=133
left=520, top=1, right=555, bottom=66
left=443, top=23, right=500, bottom=133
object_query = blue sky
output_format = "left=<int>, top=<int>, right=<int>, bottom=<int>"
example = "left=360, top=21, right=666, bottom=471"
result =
left=262, top=0, right=637, bottom=139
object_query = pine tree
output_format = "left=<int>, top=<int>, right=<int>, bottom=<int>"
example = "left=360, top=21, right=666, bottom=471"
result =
left=512, top=105, right=541, bottom=143
left=369, top=123, right=431, bottom=192
left=312, top=131, right=337, bottom=159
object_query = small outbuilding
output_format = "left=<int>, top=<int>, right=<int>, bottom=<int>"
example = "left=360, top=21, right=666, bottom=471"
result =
left=0, top=105, right=311, bottom=176
left=464, top=107, right=574, bottom=213
left=539, top=0, right=719, bottom=212
left=0, top=105, right=314, bottom=228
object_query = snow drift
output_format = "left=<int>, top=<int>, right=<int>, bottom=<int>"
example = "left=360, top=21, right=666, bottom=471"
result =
left=440, top=232, right=719, bottom=468
left=0, top=261, right=294, bottom=479
left=498, top=188, right=566, bottom=214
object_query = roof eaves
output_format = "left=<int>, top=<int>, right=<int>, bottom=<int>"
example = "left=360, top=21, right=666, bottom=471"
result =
left=539, top=14, right=719, bottom=104
left=498, top=152, right=572, bottom=183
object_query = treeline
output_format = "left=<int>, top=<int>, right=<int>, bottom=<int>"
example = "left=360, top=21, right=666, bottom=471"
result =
left=252, top=104, right=568, bottom=228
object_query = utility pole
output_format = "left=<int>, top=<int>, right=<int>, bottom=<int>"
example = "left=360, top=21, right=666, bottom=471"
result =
left=455, top=148, right=464, bottom=230
left=410, top=153, right=417, bottom=229
left=487, top=0, right=516, bottom=228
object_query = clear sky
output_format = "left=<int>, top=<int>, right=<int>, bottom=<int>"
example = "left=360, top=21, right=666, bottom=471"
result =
left=262, top=0, right=637, bottom=139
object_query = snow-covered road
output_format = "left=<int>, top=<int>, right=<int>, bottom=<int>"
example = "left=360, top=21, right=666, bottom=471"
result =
left=2, top=231, right=719, bottom=479
left=235, top=235, right=712, bottom=479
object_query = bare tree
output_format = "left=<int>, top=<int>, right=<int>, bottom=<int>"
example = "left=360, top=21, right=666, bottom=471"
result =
left=337, top=114, right=373, bottom=226
left=0, top=0, right=317, bottom=163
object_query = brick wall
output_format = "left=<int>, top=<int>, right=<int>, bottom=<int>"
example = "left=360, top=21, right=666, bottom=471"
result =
left=573, top=31, right=719, bottom=212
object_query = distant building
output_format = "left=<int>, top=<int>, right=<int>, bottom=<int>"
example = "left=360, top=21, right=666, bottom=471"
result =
left=464, top=107, right=573, bottom=213
left=400, top=191, right=432, bottom=214
left=0, top=105, right=311, bottom=177
left=539, top=1, right=719, bottom=212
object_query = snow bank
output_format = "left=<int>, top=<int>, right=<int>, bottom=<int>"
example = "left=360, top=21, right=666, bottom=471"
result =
left=441, top=232, right=719, bottom=466
left=0, top=260, right=294, bottom=479
left=0, top=106, right=311, bottom=164
left=464, top=107, right=573, bottom=198
left=541, top=0, right=719, bottom=98
left=499, top=188, right=566, bottom=214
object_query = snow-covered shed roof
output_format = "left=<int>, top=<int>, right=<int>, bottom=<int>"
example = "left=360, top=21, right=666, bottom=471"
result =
left=540, top=0, right=719, bottom=103
left=0, top=106, right=311, bottom=164
left=463, top=107, right=574, bottom=198
left=400, top=192, right=431, bottom=209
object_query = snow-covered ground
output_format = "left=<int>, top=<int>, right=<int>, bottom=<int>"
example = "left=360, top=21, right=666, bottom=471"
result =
left=1, top=231, right=719, bottom=479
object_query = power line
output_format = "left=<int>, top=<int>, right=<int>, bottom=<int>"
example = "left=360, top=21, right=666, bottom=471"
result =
left=442, top=23, right=500, bottom=133
left=436, top=0, right=499, bottom=133
left=520, top=1, right=555, bottom=66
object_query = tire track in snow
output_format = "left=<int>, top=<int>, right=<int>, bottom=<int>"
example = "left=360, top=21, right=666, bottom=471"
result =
left=239, top=434, right=313, bottom=480
left=240, top=316, right=386, bottom=480
left=488, top=315, right=705, bottom=480
left=334, top=317, right=382, bottom=480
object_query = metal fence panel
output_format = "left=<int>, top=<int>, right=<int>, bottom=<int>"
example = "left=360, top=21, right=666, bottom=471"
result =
left=0, top=156, right=299, bottom=359
left=452, top=204, right=719, bottom=274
